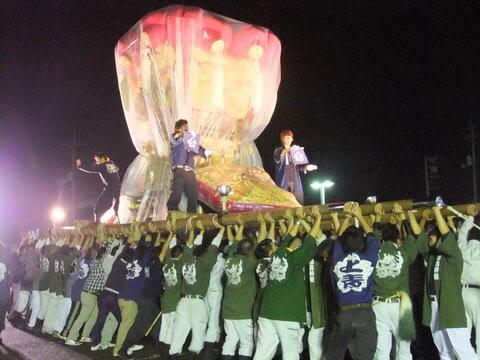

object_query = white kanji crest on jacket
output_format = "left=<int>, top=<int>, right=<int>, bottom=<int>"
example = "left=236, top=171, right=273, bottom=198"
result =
left=182, top=261, right=197, bottom=285
left=106, top=163, right=119, bottom=173
left=164, top=263, right=178, bottom=287
left=256, top=263, right=268, bottom=289
left=0, top=262, right=6, bottom=282
left=333, top=253, right=374, bottom=293
left=126, top=260, right=142, bottom=280
left=225, top=258, right=243, bottom=286
left=78, top=260, right=89, bottom=279
left=376, top=252, right=403, bottom=279
left=40, top=256, right=49, bottom=272
left=269, top=255, right=288, bottom=282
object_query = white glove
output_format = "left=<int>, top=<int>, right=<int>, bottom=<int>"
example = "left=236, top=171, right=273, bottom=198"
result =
left=169, top=236, right=177, bottom=249
left=306, top=164, right=318, bottom=172
left=194, top=234, right=203, bottom=246
left=205, top=149, right=214, bottom=158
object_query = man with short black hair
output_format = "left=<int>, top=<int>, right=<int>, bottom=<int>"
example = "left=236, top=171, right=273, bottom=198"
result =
left=411, top=206, right=477, bottom=359
left=457, top=205, right=480, bottom=358
left=169, top=223, right=224, bottom=358
left=166, top=119, right=211, bottom=213
left=372, top=204, right=417, bottom=360
left=326, top=202, right=380, bottom=360
left=221, top=219, right=257, bottom=360
left=253, top=208, right=322, bottom=360
left=76, top=153, right=121, bottom=222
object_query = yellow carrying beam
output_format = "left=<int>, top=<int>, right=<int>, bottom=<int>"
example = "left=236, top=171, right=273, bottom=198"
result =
left=58, top=201, right=480, bottom=243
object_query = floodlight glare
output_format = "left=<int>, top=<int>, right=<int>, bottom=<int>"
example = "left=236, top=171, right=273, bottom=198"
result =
left=310, top=180, right=335, bottom=205
left=50, top=207, right=66, bottom=223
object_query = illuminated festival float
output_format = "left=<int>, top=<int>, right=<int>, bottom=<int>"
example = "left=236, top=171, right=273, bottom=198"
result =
left=115, top=5, right=299, bottom=223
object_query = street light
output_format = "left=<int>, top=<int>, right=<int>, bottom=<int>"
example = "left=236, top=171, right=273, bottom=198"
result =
left=50, top=206, right=66, bottom=227
left=311, top=180, right=334, bottom=205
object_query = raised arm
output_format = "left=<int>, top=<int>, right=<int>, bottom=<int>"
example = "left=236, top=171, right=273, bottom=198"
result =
left=350, top=202, right=373, bottom=234
left=235, top=216, right=244, bottom=241
left=284, top=209, right=295, bottom=235
left=407, top=210, right=422, bottom=236
left=310, top=206, right=324, bottom=241
left=330, top=212, right=340, bottom=236
left=159, top=222, right=174, bottom=262
left=432, top=206, right=449, bottom=236
left=338, top=203, right=353, bottom=236
left=257, top=213, right=267, bottom=243
left=76, top=159, right=100, bottom=174
left=211, top=220, right=226, bottom=248
left=277, top=219, right=287, bottom=238
left=265, top=212, right=276, bottom=241
left=193, top=220, right=205, bottom=246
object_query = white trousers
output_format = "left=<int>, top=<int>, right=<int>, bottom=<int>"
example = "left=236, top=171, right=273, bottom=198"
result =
left=37, top=290, right=50, bottom=320
left=253, top=317, right=300, bottom=360
left=373, top=301, right=412, bottom=360
left=15, top=290, right=31, bottom=314
left=222, top=319, right=254, bottom=357
left=54, top=297, right=72, bottom=333
left=159, top=312, right=176, bottom=345
left=308, top=326, right=325, bottom=360
left=204, top=288, right=222, bottom=343
left=462, top=287, right=480, bottom=359
left=169, top=298, right=209, bottom=355
left=430, top=299, right=477, bottom=360
left=43, top=293, right=63, bottom=334
left=27, top=290, right=40, bottom=327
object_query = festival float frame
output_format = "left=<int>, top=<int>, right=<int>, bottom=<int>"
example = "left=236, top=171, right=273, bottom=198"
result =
left=115, top=5, right=299, bottom=222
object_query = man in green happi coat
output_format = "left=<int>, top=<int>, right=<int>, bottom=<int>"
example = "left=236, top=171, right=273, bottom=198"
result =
left=253, top=208, right=323, bottom=360
left=372, top=203, right=417, bottom=360
left=409, top=206, right=476, bottom=359
left=169, top=222, right=224, bottom=358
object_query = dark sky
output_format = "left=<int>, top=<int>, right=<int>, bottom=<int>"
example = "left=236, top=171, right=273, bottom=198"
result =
left=1, top=0, right=480, bottom=232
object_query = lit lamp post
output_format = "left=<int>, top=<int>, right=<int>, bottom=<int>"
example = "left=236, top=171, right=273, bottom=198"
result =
left=50, top=206, right=66, bottom=227
left=311, top=180, right=334, bottom=205
left=216, top=185, right=232, bottom=214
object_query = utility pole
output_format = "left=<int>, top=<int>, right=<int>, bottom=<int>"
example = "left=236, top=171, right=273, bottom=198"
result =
left=62, top=126, right=83, bottom=223
left=469, top=115, right=478, bottom=202
left=424, top=156, right=430, bottom=198
left=71, top=128, right=77, bottom=221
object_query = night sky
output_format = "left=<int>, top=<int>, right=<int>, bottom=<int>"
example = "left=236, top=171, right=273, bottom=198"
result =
left=1, top=1, right=480, bottom=234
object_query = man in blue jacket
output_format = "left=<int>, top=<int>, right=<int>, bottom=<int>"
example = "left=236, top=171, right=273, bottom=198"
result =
left=166, top=119, right=212, bottom=214
left=326, top=202, right=380, bottom=360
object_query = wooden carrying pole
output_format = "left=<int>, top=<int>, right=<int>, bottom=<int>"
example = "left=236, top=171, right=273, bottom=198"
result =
left=59, top=200, right=480, bottom=241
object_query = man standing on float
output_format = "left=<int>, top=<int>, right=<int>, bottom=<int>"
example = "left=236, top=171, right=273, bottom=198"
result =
left=273, top=129, right=317, bottom=204
left=76, top=153, right=121, bottom=222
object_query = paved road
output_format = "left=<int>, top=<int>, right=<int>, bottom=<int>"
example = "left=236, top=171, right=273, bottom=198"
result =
left=0, top=322, right=161, bottom=360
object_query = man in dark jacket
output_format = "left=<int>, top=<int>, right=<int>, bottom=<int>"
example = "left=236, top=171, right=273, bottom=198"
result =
left=124, top=245, right=165, bottom=357
left=0, top=242, right=10, bottom=343
left=76, top=153, right=121, bottom=222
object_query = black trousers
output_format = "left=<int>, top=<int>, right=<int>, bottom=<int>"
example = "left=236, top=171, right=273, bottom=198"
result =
left=91, top=290, right=121, bottom=346
left=325, top=307, right=377, bottom=360
left=123, top=297, right=159, bottom=349
left=166, top=168, right=198, bottom=213
left=94, top=184, right=120, bottom=221
left=0, top=302, right=8, bottom=333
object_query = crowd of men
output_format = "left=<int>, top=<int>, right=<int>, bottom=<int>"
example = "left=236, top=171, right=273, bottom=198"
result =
left=0, top=202, right=479, bottom=360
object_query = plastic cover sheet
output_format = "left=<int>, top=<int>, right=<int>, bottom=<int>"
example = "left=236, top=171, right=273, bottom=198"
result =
left=116, top=5, right=297, bottom=222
